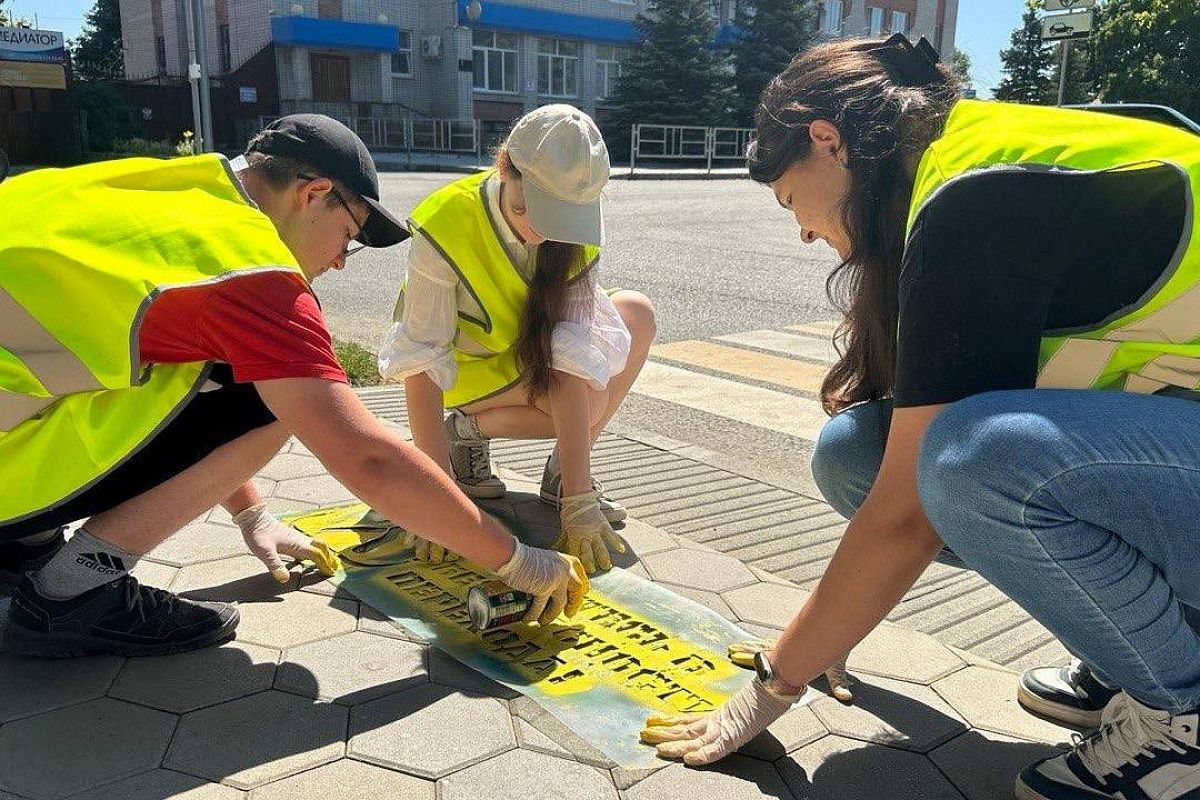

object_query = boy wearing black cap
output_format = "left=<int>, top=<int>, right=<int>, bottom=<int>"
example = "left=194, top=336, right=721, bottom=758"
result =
left=0, top=115, right=587, bottom=657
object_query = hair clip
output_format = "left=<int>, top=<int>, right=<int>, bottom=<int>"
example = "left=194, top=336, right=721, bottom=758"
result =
left=853, top=33, right=943, bottom=87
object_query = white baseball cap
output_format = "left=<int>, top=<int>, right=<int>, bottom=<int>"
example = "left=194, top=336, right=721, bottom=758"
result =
left=504, top=104, right=610, bottom=246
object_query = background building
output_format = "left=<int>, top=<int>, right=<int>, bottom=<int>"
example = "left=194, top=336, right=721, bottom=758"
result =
left=117, top=0, right=956, bottom=150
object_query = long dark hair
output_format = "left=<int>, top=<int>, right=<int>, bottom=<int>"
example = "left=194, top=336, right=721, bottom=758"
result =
left=496, top=150, right=589, bottom=401
left=748, top=36, right=960, bottom=415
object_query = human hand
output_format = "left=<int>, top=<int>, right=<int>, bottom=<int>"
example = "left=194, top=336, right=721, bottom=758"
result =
left=233, top=503, right=340, bottom=582
left=727, top=640, right=854, bottom=702
left=495, top=538, right=589, bottom=626
left=640, top=677, right=801, bottom=765
left=555, top=490, right=627, bottom=574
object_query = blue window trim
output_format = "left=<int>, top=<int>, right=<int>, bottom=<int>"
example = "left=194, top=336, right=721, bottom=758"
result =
left=457, top=0, right=638, bottom=44
left=270, top=16, right=400, bottom=52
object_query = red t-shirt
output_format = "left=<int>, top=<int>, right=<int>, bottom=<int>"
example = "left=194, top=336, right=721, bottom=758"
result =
left=138, top=271, right=348, bottom=384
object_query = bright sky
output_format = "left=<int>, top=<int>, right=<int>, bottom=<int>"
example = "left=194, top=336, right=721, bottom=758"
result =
left=19, top=0, right=1028, bottom=98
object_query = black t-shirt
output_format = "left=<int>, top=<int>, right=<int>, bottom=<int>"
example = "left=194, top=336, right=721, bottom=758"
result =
left=893, top=164, right=1187, bottom=407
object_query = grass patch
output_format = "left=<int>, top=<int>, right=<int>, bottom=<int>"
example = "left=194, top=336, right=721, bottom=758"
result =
left=334, top=338, right=381, bottom=386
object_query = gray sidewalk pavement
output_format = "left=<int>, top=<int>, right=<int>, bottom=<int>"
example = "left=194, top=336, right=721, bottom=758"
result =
left=0, top=401, right=1075, bottom=800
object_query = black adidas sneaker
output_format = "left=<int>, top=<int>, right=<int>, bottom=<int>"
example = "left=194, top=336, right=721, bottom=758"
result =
left=1019, top=659, right=1121, bottom=729
left=4, top=573, right=239, bottom=657
left=1017, top=692, right=1200, bottom=800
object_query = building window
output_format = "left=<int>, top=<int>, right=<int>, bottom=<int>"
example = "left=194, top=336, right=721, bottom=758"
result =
left=537, top=38, right=578, bottom=98
left=391, top=30, right=412, bottom=76
left=596, top=44, right=626, bottom=101
left=473, top=30, right=518, bottom=93
left=219, top=24, right=231, bottom=72
left=891, top=10, right=909, bottom=33
left=821, top=0, right=844, bottom=35
left=155, top=36, right=167, bottom=73
left=318, top=0, right=342, bottom=19
left=868, top=6, right=884, bottom=35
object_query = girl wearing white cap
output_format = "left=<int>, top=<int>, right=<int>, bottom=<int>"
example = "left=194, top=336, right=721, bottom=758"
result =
left=379, top=104, right=656, bottom=575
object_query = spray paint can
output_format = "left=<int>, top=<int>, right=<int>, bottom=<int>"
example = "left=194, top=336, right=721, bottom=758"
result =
left=467, top=580, right=533, bottom=630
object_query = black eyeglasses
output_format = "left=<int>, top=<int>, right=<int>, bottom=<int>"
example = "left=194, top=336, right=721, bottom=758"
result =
left=297, top=173, right=368, bottom=257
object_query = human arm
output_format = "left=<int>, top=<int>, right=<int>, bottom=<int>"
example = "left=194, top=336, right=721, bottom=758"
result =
left=253, top=377, right=588, bottom=620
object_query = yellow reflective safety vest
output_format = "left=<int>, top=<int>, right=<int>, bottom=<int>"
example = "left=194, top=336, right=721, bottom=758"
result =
left=907, top=99, right=1200, bottom=395
left=0, top=154, right=305, bottom=526
left=404, top=170, right=599, bottom=408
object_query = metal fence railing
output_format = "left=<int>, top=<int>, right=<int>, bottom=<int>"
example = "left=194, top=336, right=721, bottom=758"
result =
left=248, top=116, right=481, bottom=159
left=629, top=123, right=754, bottom=176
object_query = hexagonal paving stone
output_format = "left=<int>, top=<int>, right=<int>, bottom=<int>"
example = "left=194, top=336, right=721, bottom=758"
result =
left=508, top=696, right=614, bottom=768
left=625, top=756, right=793, bottom=800
left=428, top=648, right=519, bottom=699
left=641, top=548, right=757, bottom=593
left=930, top=729, right=1065, bottom=800
left=357, top=604, right=426, bottom=644
left=657, top=582, right=738, bottom=622
left=933, top=666, right=1072, bottom=744
left=164, top=690, right=348, bottom=790
left=0, top=698, right=176, bottom=799
left=146, top=522, right=248, bottom=567
left=808, top=674, right=968, bottom=753
left=108, top=641, right=279, bottom=713
left=233, top=592, right=358, bottom=650
left=251, top=758, right=434, bottom=800
left=64, top=769, right=244, bottom=799
left=276, top=631, right=427, bottom=704
left=846, top=623, right=966, bottom=685
left=174, top=555, right=284, bottom=603
left=617, top=519, right=680, bottom=558
left=257, top=453, right=328, bottom=482
left=130, top=558, right=179, bottom=588
left=349, top=684, right=515, bottom=779
left=437, top=748, right=617, bottom=800
left=722, top=582, right=811, bottom=628
left=0, top=652, right=123, bottom=722
left=740, top=704, right=828, bottom=761
left=275, top=475, right=355, bottom=505
left=514, top=717, right=576, bottom=760
left=778, top=734, right=963, bottom=800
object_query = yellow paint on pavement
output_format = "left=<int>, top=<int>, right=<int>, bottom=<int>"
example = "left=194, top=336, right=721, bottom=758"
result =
left=650, top=339, right=828, bottom=394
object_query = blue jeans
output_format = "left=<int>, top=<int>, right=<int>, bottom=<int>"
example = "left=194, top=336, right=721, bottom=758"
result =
left=811, top=389, right=1200, bottom=713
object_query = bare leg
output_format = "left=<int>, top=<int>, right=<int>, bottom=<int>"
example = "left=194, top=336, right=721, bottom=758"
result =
left=84, top=422, right=289, bottom=555
left=588, top=290, right=656, bottom=442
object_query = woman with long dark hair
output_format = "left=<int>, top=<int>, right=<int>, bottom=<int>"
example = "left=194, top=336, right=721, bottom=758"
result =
left=379, top=104, right=656, bottom=575
left=640, top=35, right=1200, bottom=800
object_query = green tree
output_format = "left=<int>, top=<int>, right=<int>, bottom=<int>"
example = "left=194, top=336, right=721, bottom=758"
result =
left=949, top=49, right=972, bottom=88
left=605, top=0, right=737, bottom=153
left=731, top=0, right=816, bottom=125
left=0, top=0, right=33, bottom=27
left=72, top=0, right=124, bottom=82
left=994, top=0, right=1056, bottom=104
left=1090, top=0, right=1200, bottom=120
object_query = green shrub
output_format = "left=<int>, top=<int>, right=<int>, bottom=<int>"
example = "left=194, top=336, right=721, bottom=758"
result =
left=334, top=339, right=381, bottom=386
left=108, top=137, right=177, bottom=158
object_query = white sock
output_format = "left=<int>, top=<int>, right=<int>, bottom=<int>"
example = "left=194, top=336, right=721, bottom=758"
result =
left=32, top=528, right=139, bottom=600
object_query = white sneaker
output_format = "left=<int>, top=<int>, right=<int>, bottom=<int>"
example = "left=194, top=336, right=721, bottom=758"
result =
left=539, top=454, right=627, bottom=523
left=444, top=410, right=506, bottom=499
left=1016, top=691, right=1200, bottom=800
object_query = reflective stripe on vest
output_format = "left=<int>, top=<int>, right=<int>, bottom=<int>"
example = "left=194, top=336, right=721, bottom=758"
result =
left=0, top=154, right=305, bottom=524
left=405, top=170, right=600, bottom=407
left=906, top=100, right=1200, bottom=395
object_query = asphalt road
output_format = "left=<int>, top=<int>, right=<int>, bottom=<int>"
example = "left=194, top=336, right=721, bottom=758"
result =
left=316, top=172, right=842, bottom=349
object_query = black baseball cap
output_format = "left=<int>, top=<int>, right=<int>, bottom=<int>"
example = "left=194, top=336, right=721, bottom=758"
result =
left=246, top=114, right=409, bottom=247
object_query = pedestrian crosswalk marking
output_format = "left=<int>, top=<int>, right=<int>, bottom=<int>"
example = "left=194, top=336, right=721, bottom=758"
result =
left=650, top=340, right=828, bottom=395
left=630, top=361, right=829, bottom=442
left=785, top=320, right=841, bottom=338
left=714, top=329, right=839, bottom=364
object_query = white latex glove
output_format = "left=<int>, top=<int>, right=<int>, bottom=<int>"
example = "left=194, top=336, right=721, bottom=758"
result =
left=640, top=678, right=802, bottom=765
left=727, top=640, right=854, bottom=702
left=495, top=538, right=589, bottom=626
left=400, top=531, right=460, bottom=564
left=233, top=503, right=340, bottom=583
left=556, top=490, right=627, bottom=575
